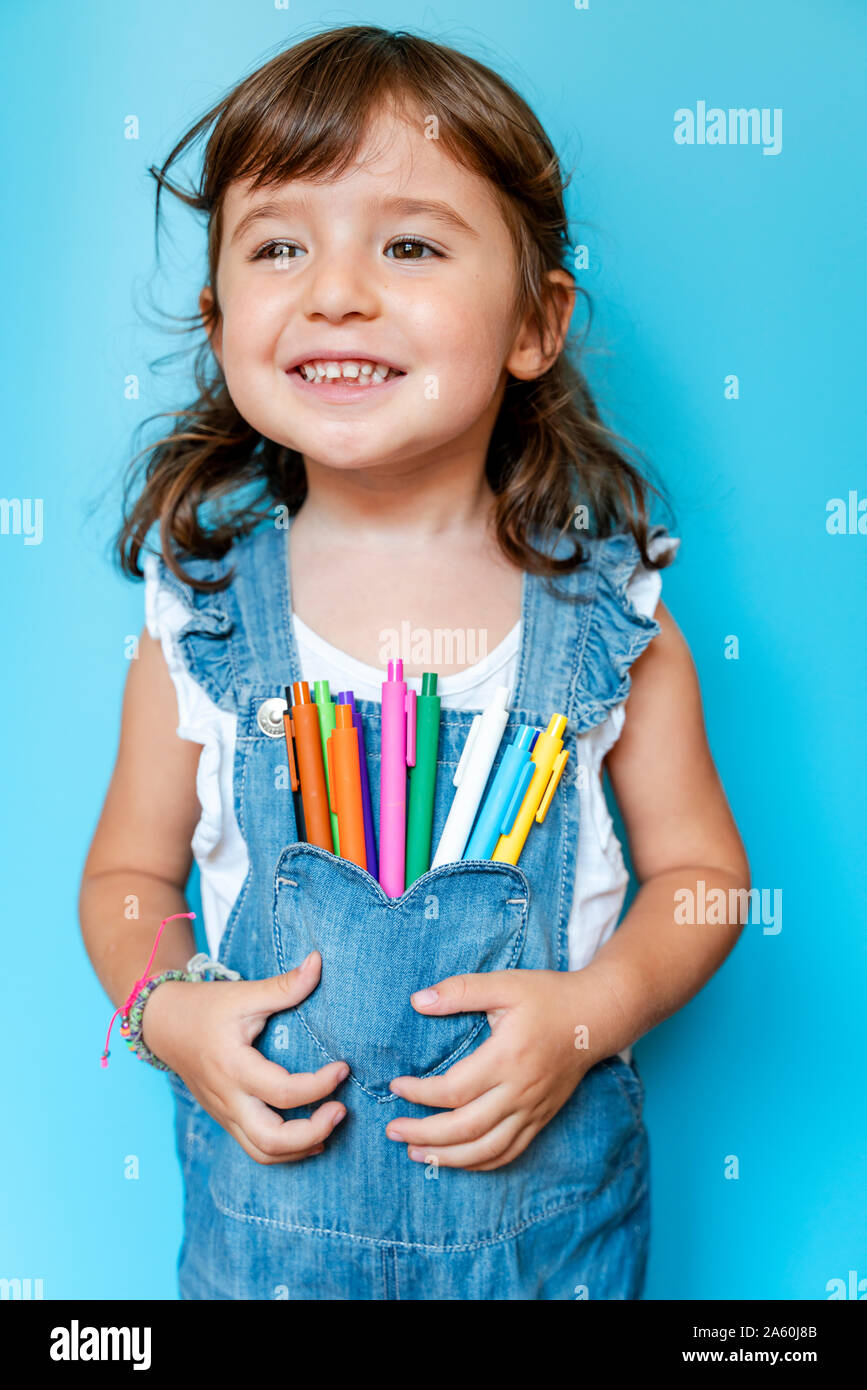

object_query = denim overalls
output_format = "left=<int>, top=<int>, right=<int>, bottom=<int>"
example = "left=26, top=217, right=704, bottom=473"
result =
left=156, top=513, right=657, bottom=1300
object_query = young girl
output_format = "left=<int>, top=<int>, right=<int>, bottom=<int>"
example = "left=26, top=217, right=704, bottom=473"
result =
left=80, top=25, right=749, bottom=1301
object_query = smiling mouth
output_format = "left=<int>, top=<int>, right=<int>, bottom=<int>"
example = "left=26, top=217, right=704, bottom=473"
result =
left=290, top=358, right=406, bottom=385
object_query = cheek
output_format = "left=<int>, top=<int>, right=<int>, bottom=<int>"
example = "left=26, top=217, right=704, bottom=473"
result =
left=220, top=289, right=284, bottom=375
left=419, top=284, right=514, bottom=385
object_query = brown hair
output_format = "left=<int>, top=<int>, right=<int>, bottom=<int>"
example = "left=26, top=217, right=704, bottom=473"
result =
left=116, top=24, right=673, bottom=593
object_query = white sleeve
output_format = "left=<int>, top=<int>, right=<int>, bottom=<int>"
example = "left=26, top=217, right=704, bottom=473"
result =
left=143, top=551, right=218, bottom=747
left=142, top=551, right=226, bottom=859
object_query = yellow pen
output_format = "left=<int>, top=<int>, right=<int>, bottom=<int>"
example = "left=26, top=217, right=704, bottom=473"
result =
left=491, top=713, right=570, bottom=865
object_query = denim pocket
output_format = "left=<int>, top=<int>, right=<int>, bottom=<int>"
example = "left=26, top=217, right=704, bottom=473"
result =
left=271, top=842, right=530, bottom=1098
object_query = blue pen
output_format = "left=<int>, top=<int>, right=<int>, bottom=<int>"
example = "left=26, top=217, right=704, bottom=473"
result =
left=336, top=690, right=378, bottom=879
left=463, top=725, right=539, bottom=860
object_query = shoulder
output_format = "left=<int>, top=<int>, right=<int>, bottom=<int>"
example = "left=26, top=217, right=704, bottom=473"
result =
left=569, top=526, right=680, bottom=732
left=141, top=544, right=239, bottom=727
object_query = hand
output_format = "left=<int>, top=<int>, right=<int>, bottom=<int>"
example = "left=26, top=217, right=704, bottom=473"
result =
left=142, top=950, right=349, bottom=1165
left=385, top=968, right=596, bottom=1171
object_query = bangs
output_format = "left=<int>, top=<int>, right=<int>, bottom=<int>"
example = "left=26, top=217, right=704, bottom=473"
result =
left=203, top=34, right=490, bottom=201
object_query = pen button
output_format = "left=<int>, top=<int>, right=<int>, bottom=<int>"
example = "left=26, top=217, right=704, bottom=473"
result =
left=256, top=696, right=288, bottom=737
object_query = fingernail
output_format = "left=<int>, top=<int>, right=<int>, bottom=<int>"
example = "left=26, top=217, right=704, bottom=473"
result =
left=300, top=951, right=314, bottom=968
left=336, top=1063, right=350, bottom=1081
left=331, top=1108, right=346, bottom=1128
left=388, top=1128, right=405, bottom=1141
left=408, top=1147, right=426, bottom=1161
left=412, top=988, right=439, bottom=1005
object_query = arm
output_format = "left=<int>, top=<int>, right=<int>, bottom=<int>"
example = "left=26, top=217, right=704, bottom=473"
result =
left=80, top=626, right=348, bottom=1163
left=574, top=599, right=750, bottom=1059
left=78, top=625, right=202, bottom=1003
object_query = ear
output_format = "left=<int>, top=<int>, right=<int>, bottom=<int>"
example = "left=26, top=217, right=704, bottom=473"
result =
left=505, top=270, right=575, bottom=381
left=199, top=285, right=223, bottom=367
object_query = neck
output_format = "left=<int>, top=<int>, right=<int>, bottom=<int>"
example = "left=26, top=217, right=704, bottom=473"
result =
left=294, top=442, right=498, bottom=552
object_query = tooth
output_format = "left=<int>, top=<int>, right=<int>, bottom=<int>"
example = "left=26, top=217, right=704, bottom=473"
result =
left=324, top=362, right=342, bottom=378
left=371, top=364, right=388, bottom=381
left=301, top=364, right=317, bottom=380
left=359, top=362, right=374, bottom=376
left=341, top=361, right=360, bottom=378
left=314, top=360, right=326, bottom=377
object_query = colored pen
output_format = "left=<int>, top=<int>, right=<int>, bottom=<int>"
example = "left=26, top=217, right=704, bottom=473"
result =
left=282, top=682, right=334, bottom=852
left=405, top=672, right=441, bottom=887
left=431, top=686, right=511, bottom=868
left=336, top=689, right=377, bottom=879
left=464, top=724, right=539, bottom=860
left=379, top=659, right=417, bottom=897
left=492, top=713, right=570, bottom=865
left=327, top=704, right=367, bottom=869
left=314, top=679, right=340, bottom=853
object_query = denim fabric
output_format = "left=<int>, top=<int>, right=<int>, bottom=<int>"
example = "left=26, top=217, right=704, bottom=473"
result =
left=157, top=513, right=663, bottom=1299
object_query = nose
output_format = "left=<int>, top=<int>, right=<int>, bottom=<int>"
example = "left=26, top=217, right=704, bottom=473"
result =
left=300, top=248, right=380, bottom=324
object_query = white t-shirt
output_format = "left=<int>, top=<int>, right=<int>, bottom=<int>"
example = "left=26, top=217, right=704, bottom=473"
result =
left=144, top=547, right=667, bottom=1066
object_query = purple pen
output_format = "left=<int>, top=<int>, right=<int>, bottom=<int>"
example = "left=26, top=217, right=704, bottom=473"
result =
left=336, top=690, right=378, bottom=879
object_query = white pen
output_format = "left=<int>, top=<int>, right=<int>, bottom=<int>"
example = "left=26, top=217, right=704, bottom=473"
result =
left=431, top=685, right=511, bottom=868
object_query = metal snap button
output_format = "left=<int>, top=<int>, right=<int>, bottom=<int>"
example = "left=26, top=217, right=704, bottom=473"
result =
left=256, top=696, right=288, bottom=737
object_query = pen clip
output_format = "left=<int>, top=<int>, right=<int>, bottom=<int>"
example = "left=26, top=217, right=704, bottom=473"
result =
left=536, top=750, right=569, bottom=823
left=282, top=713, right=299, bottom=791
left=500, top=760, right=536, bottom=835
left=454, top=714, right=481, bottom=788
left=405, top=688, right=417, bottom=767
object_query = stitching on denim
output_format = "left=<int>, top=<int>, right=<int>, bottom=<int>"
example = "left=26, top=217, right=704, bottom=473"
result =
left=210, top=1154, right=645, bottom=1252
left=275, top=840, right=530, bottom=911
left=271, top=856, right=530, bottom=1099
left=598, top=1057, right=644, bottom=1124
left=218, top=741, right=254, bottom=964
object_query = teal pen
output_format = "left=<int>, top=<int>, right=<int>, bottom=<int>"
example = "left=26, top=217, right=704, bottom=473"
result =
left=463, top=725, right=539, bottom=860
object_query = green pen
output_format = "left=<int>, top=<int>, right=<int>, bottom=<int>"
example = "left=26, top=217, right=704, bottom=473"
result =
left=405, top=672, right=441, bottom=887
left=314, top=679, right=340, bottom=853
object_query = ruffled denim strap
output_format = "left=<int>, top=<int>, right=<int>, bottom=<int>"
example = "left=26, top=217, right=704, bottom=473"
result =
left=568, top=526, right=679, bottom=733
left=148, top=548, right=239, bottom=713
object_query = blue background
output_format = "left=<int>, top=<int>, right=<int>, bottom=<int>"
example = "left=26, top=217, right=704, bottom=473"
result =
left=2, top=0, right=863, bottom=1300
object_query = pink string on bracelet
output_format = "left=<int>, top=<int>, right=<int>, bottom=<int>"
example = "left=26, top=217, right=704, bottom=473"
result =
left=100, top=911, right=196, bottom=1068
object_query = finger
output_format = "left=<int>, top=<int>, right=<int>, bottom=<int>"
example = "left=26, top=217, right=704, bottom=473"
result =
left=236, top=1092, right=346, bottom=1162
left=390, top=1030, right=505, bottom=1108
left=234, top=952, right=323, bottom=1028
left=462, top=1122, right=538, bottom=1172
left=222, top=1112, right=325, bottom=1167
left=386, top=1082, right=510, bottom=1147
left=237, top=1050, right=350, bottom=1109
left=410, top=969, right=519, bottom=1018
left=405, top=1111, right=525, bottom=1171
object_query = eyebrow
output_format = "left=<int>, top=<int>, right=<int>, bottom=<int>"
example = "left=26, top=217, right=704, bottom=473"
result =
left=229, top=193, right=478, bottom=246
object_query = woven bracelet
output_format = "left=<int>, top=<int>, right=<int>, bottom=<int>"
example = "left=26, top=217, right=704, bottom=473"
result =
left=100, top=913, right=242, bottom=1072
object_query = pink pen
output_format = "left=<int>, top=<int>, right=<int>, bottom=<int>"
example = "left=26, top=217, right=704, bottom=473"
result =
left=379, top=658, right=417, bottom=897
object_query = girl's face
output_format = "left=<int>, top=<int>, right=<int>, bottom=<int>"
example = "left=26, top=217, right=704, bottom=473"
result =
left=203, top=106, right=565, bottom=474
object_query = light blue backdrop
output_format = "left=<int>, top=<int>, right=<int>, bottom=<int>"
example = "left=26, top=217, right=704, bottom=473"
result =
left=2, top=0, right=863, bottom=1300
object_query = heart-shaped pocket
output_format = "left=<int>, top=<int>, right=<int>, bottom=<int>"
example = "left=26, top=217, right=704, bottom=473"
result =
left=270, top=842, right=529, bottom=1097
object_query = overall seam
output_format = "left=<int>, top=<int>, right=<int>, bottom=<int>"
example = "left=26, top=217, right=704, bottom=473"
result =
left=209, top=1151, right=645, bottom=1252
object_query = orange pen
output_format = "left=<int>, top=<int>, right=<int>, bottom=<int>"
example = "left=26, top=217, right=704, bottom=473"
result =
left=283, top=682, right=334, bottom=852
left=326, top=704, right=367, bottom=869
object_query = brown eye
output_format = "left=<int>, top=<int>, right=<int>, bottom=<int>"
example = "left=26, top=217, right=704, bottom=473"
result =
left=255, top=241, right=304, bottom=261
left=386, top=238, right=439, bottom=261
